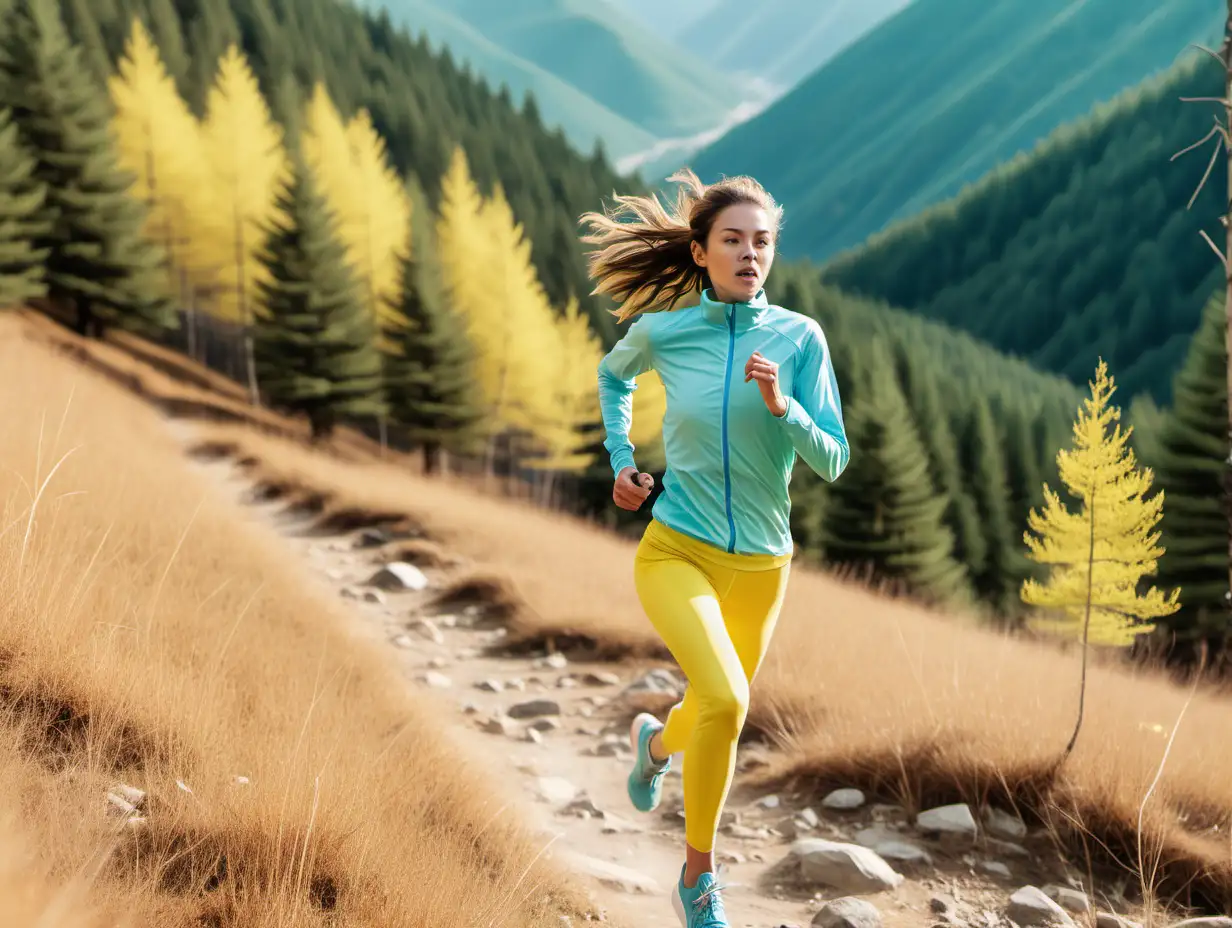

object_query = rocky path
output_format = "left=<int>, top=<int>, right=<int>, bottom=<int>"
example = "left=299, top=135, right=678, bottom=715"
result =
left=180, top=438, right=1155, bottom=928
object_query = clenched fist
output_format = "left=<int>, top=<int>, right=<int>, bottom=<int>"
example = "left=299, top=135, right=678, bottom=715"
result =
left=613, top=466, right=655, bottom=511
left=745, top=350, right=787, bottom=417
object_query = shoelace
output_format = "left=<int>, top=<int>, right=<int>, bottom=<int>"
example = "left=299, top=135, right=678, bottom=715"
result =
left=691, top=881, right=728, bottom=926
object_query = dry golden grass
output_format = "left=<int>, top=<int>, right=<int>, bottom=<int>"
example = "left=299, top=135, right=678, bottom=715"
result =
left=0, top=315, right=601, bottom=926
left=183, top=407, right=1232, bottom=918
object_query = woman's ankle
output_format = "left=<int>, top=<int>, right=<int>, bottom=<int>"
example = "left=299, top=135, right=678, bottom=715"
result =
left=648, top=730, right=668, bottom=764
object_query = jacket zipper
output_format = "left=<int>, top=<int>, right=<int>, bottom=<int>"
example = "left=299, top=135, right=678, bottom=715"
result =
left=721, top=302, right=737, bottom=554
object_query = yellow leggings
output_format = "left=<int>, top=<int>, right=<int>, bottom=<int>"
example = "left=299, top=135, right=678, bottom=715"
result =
left=633, top=519, right=791, bottom=853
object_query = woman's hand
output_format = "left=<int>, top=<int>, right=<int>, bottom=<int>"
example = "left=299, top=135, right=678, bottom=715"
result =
left=745, top=350, right=787, bottom=417
left=614, top=466, right=655, bottom=510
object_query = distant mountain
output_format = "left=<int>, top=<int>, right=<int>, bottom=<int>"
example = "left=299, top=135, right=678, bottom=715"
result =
left=370, top=0, right=763, bottom=160
left=601, top=0, right=719, bottom=45
left=817, top=51, right=1224, bottom=405
left=686, top=0, right=1223, bottom=262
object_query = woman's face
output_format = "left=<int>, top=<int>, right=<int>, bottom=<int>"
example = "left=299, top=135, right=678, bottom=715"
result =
left=692, top=202, right=776, bottom=303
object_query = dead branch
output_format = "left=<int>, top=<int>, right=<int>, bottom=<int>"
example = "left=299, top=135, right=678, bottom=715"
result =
left=1188, top=42, right=1227, bottom=67
left=1200, top=229, right=1230, bottom=272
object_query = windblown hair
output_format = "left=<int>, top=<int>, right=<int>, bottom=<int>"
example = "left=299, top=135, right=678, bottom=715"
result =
left=578, top=168, right=782, bottom=322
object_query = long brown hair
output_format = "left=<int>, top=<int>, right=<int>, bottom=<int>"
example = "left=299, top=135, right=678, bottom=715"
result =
left=578, top=168, right=782, bottom=323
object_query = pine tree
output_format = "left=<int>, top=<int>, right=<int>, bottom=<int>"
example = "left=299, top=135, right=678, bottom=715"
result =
left=961, top=392, right=1024, bottom=615
left=384, top=174, right=482, bottom=473
left=200, top=42, right=289, bottom=401
left=1150, top=293, right=1230, bottom=664
left=0, top=0, right=172, bottom=337
left=1021, top=359, right=1181, bottom=759
left=0, top=105, right=47, bottom=306
left=819, top=337, right=968, bottom=605
left=252, top=151, right=384, bottom=441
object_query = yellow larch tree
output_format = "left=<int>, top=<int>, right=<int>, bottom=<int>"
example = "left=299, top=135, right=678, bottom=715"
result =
left=345, top=108, right=410, bottom=340
left=199, top=43, right=289, bottom=404
left=1021, top=358, right=1181, bottom=761
left=108, top=16, right=218, bottom=357
left=629, top=368, right=667, bottom=472
left=524, top=295, right=603, bottom=492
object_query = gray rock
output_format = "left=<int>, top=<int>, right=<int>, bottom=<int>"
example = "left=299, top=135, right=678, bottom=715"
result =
left=853, top=826, right=933, bottom=866
left=418, top=671, right=451, bottom=688
left=475, top=679, right=503, bottom=692
left=581, top=670, right=621, bottom=686
left=916, top=803, right=978, bottom=837
left=623, top=668, right=684, bottom=697
left=363, top=589, right=385, bottom=604
left=527, top=717, right=561, bottom=733
left=986, top=836, right=1030, bottom=857
left=534, top=651, right=568, bottom=670
left=797, top=808, right=820, bottom=828
left=787, top=838, right=904, bottom=894
left=823, top=788, right=866, bottom=811
left=983, top=806, right=1028, bottom=840
left=1008, top=886, right=1077, bottom=927
left=1043, top=885, right=1091, bottom=914
left=366, top=562, right=429, bottom=591
left=812, top=897, right=882, bottom=928
left=508, top=699, right=561, bottom=719
left=479, top=716, right=515, bottom=736
left=980, top=860, right=1012, bottom=879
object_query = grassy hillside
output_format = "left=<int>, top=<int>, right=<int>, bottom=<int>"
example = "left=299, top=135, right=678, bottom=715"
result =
left=818, top=51, right=1224, bottom=404
left=687, top=0, right=1222, bottom=263
left=420, top=0, right=754, bottom=140
left=0, top=311, right=600, bottom=926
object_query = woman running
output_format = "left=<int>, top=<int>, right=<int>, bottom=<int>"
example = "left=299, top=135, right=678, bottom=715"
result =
left=579, top=169, right=850, bottom=928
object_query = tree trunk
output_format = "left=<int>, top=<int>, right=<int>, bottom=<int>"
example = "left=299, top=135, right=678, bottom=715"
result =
left=76, top=299, right=92, bottom=337
left=1222, top=3, right=1232, bottom=627
left=309, top=408, right=335, bottom=443
left=422, top=441, right=441, bottom=475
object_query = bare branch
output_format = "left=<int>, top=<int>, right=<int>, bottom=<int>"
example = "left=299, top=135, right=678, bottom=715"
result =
left=1179, top=96, right=1232, bottom=105
left=1188, top=43, right=1227, bottom=67
left=1171, top=124, right=1221, bottom=162
left=1199, top=229, right=1229, bottom=272
left=1186, top=132, right=1223, bottom=209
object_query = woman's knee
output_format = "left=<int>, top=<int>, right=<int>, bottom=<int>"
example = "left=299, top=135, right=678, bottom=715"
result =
left=699, top=677, right=750, bottom=736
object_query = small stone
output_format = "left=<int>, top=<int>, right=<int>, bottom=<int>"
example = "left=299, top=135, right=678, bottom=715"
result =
left=980, top=860, right=1012, bottom=879
left=391, top=634, right=415, bottom=649
left=325, top=567, right=344, bottom=581
left=528, top=717, right=561, bottom=733
left=525, top=727, right=543, bottom=744
left=916, top=803, right=978, bottom=837
left=756, top=794, right=781, bottom=809
left=823, top=788, right=866, bottom=811
left=600, top=814, right=643, bottom=835
left=1096, top=913, right=1142, bottom=928
left=427, top=656, right=448, bottom=669
left=475, top=679, right=503, bottom=692
left=480, top=716, right=515, bottom=735
left=812, top=897, right=882, bottom=928
left=507, top=699, right=561, bottom=719
left=535, top=652, right=568, bottom=670
left=505, top=677, right=526, bottom=692
left=797, top=808, right=820, bottom=828
left=363, top=589, right=386, bottom=604
left=986, top=837, right=1030, bottom=857
left=355, top=527, right=389, bottom=547
left=366, top=562, right=429, bottom=591
left=340, top=586, right=359, bottom=599
left=408, top=618, right=444, bottom=644
left=718, top=850, right=746, bottom=865
left=725, top=823, right=770, bottom=840
left=581, top=670, right=621, bottom=686
left=532, top=776, right=578, bottom=805
left=1170, top=921, right=1232, bottom=928
left=419, top=671, right=451, bottom=688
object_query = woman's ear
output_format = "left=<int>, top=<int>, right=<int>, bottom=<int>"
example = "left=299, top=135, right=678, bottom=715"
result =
left=690, top=239, right=707, bottom=267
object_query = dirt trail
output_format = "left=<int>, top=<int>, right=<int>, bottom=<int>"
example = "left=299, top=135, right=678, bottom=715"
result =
left=174, top=426, right=1104, bottom=928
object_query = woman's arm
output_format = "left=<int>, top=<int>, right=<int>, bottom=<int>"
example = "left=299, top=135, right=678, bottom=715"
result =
left=774, top=323, right=849, bottom=481
left=597, top=315, right=654, bottom=478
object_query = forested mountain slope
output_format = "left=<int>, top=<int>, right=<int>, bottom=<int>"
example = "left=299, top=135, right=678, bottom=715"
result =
left=686, top=0, right=1222, bottom=263
left=819, top=51, right=1224, bottom=404
left=61, top=0, right=644, bottom=345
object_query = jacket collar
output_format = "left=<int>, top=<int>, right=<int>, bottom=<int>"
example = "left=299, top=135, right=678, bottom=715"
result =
left=699, top=287, right=770, bottom=328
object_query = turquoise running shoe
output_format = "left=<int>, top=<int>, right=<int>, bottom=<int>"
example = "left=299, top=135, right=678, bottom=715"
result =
left=671, top=865, right=730, bottom=927
left=626, top=711, right=671, bottom=812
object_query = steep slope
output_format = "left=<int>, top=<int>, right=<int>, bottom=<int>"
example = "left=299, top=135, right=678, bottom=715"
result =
left=687, top=0, right=1222, bottom=262
left=425, top=0, right=754, bottom=140
left=818, top=51, right=1224, bottom=405
left=681, top=0, right=914, bottom=89
left=356, top=0, right=656, bottom=159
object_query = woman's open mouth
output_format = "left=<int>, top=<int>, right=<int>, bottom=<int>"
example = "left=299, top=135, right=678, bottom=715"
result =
left=736, top=268, right=758, bottom=282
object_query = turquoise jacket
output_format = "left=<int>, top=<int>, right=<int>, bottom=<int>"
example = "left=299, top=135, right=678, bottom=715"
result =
left=597, top=288, right=850, bottom=558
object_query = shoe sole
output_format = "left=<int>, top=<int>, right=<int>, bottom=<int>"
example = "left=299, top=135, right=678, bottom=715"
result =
left=628, top=711, right=660, bottom=755
left=671, top=880, right=687, bottom=926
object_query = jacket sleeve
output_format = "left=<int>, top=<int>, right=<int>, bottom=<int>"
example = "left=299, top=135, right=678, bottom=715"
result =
left=774, top=322, right=850, bottom=481
left=597, top=315, right=654, bottom=478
